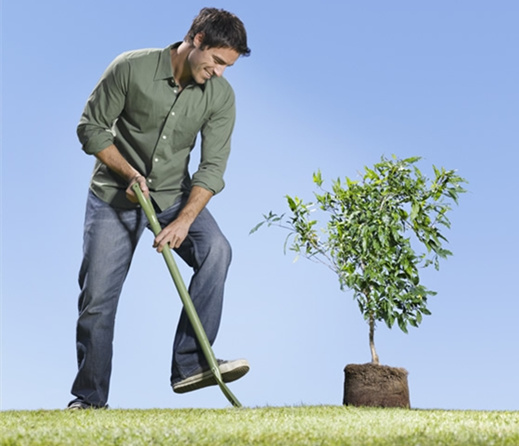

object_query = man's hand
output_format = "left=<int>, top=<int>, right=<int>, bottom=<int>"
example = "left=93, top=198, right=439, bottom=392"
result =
left=126, top=175, right=149, bottom=203
left=153, top=216, right=191, bottom=252
left=153, top=186, right=213, bottom=253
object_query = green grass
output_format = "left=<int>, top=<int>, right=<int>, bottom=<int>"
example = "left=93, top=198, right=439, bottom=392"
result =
left=1, top=406, right=518, bottom=445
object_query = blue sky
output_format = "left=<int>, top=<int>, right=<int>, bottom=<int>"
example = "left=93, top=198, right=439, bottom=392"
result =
left=1, top=0, right=518, bottom=411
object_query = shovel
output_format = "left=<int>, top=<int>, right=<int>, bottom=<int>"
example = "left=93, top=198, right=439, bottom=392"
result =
left=132, top=183, right=242, bottom=408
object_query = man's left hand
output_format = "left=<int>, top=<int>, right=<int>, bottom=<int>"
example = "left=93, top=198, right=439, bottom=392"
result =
left=154, top=217, right=191, bottom=252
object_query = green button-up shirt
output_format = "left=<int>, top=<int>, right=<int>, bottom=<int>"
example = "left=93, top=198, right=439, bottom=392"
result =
left=77, top=43, right=236, bottom=210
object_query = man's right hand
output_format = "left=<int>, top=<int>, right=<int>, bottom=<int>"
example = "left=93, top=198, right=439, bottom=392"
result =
left=126, top=175, right=150, bottom=203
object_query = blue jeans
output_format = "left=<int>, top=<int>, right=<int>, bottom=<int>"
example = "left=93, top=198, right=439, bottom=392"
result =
left=70, top=190, right=232, bottom=407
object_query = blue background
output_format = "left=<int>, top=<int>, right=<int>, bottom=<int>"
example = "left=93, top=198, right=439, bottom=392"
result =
left=2, top=0, right=518, bottom=410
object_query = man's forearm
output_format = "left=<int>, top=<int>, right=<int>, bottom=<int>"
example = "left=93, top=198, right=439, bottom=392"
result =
left=177, top=186, right=214, bottom=226
left=95, top=144, right=141, bottom=182
left=95, top=144, right=148, bottom=202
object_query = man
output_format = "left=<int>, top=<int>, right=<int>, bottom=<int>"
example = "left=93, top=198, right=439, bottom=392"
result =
left=68, top=8, right=251, bottom=410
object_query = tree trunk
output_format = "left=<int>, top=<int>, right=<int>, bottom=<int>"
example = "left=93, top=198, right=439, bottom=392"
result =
left=369, top=314, right=379, bottom=365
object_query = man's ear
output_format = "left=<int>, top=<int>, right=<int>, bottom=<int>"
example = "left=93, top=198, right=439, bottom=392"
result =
left=193, top=32, right=205, bottom=48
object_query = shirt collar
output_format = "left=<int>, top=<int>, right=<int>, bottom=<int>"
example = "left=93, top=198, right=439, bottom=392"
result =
left=154, top=42, right=205, bottom=90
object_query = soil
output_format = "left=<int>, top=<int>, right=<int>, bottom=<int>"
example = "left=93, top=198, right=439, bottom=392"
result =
left=343, top=363, right=410, bottom=408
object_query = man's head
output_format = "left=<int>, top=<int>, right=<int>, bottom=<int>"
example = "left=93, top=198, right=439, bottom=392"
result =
left=185, top=8, right=251, bottom=57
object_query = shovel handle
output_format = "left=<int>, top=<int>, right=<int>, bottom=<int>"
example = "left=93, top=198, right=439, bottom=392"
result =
left=131, top=183, right=242, bottom=407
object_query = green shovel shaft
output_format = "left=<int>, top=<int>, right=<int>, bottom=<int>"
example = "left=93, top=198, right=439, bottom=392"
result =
left=131, top=183, right=242, bottom=407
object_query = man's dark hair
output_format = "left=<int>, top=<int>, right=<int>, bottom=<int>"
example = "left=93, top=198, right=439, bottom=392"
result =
left=185, top=8, right=251, bottom=56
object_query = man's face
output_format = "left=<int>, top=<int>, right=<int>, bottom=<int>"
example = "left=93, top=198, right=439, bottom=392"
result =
left=187, top=34, right=240, bottom=84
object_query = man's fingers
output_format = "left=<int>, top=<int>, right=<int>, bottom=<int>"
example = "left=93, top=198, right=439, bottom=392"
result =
left=153, top=231, right=185, bottom=252
left=153, top=232, right=170, bottom=252
left=137, top=177, right=150, bottom=197
left=131, top=175, right=149, bottom=196
left=154, top=240, right=170, bottom=253
left=126, top=175, right=149, bottom=202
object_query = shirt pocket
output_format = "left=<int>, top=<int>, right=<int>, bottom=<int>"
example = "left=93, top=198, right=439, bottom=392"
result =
left=172, top=112, right=205, bottom=148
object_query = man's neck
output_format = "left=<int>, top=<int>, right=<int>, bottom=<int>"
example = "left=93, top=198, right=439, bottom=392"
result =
left=170, top=42, right=193, bottom=90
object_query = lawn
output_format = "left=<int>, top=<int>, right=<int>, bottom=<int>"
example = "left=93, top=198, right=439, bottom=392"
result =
left=1, top=406, right=518, bottom=445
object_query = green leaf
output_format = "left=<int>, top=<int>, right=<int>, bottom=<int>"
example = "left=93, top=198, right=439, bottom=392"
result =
left=364, top=167, right=378, bottom=181
left=410, top=202, right=420, bottom=221
left=313, top=170, right=323, bottom=187
left=397, top=318, right=409, bottom=333
left=249, top=221, right=265, bottom=234
left=346, top=177, right=358, bottom=188
left=403, top=156, right=422, bottom=164
left=286, top=195, right=297, bottom=212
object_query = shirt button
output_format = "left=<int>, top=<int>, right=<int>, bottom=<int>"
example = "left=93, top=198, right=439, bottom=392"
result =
left=154, top=158, right=159, bottom=162
left=171, top=112, right=175, bottom=116
left=147, top=179, right=152, bottom=183
left=162, top=135, right=167, bottom=139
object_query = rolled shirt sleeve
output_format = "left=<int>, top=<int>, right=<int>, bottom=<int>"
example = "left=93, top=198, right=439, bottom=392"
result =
left=77, top=54, right=129, bottom=155
left=192, top=85, right=235, bottom=195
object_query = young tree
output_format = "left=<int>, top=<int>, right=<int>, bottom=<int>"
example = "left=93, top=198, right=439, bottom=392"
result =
left=252, top=156, right=467, bottom=364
